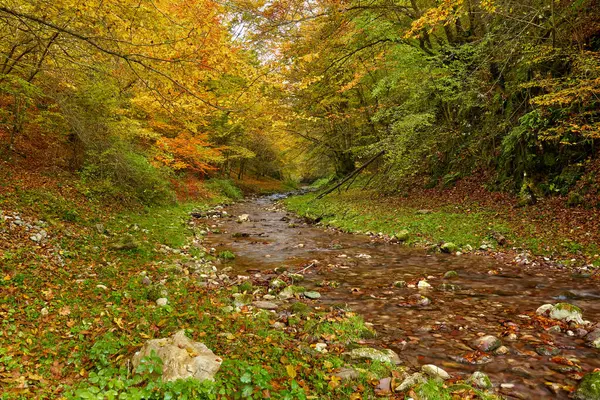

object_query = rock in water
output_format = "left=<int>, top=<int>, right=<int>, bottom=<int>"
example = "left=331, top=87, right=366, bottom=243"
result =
left=443, top=270, right=458, bottom=279
left=574, top=371, right=600, bottom=400
left=303, top=291, right=321, bottom=299
left=421, top=364, right=450, bottom=380
left=473, top=335, right=502, bottom=352
left=237, top=214, right=250, bottom=223
left=468, top=371, right=493, bottom=389
left=417, top=280, right=432, bottom=289
left=132, top=330, right=222, bottom=382
left=536, top=303, right=584, bottom=324
left=585, top=328, right=600, bottom=349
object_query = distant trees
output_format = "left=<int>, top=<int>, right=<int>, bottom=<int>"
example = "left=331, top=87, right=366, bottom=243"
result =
left=0, top=0, right=289, bottom=203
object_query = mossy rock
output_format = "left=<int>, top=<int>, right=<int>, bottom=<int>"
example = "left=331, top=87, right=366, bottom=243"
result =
left=443, top=270, right=458, bottom=279
left=279, top=285, right=306, bottom=299
left=468, top=371, right=492, bottom=390
left=440, top=242, right=458, bottom=253
left=146, top=284, right=168, bottom=301
left=574, top=371, right=600, bottom=400
left=287, top=273, right=305, bottom=282
left=394, top=280, right=407, bottom=288
left=395, top=230, right=410, bottom=242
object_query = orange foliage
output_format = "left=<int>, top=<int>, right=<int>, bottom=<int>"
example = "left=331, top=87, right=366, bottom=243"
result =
left=156, top=132, right=221, bottom=175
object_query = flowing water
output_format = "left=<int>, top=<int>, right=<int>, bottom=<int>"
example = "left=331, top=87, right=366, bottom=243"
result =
left=201, top=194, right=600, bottom=399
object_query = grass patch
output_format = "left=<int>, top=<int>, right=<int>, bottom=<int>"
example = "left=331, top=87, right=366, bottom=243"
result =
left=285, top=191, right=512, bottom=249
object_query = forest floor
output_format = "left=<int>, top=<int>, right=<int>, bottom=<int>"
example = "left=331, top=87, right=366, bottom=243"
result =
left=1, top=166, right=498, bottom=400
left=1, top=165, right=598, bottom=399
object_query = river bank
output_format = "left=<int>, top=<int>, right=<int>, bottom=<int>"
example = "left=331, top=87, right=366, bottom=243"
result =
left=284, top=183, right=600, bottom=273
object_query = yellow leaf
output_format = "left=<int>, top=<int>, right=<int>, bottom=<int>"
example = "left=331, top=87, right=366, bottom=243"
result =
left=3, top=275, right=10, bottom=281
left=285, top=365, right=296, bottom=379
left=113, top=317, right=124, bottom=329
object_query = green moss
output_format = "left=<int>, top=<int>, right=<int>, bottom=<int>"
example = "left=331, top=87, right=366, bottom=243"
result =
left=574, top=372, right=600, bottom=400
left=238, top=280, right=253, bottom=293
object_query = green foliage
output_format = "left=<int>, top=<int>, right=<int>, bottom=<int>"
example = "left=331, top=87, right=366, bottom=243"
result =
left=205, top=179, right=243, bottom=201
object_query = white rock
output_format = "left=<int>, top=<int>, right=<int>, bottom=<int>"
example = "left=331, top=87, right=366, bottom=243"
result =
left=40, top=307, right=49, bottom=316
left=314, top=343, right=328, bottom=353
left=421, top=364, right=450, bottom=380
left=417, top=280, right=432, bottom=289
left=156, top=298, right=168, bottom=306
left=132, top=330, right=222, bottom=382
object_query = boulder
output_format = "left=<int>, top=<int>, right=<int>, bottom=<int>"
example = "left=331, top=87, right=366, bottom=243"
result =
left=132, top=330, right=222, bottom=382
left=536, top=303, right=584, bottom=324
left=344, top=347, right=401, bottom=365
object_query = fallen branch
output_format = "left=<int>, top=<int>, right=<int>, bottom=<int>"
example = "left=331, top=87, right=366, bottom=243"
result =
left=316, top=150, right=385, bottom=200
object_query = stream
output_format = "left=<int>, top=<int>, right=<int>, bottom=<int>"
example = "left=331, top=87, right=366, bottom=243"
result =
left=201, top=194, right=600, bottom=399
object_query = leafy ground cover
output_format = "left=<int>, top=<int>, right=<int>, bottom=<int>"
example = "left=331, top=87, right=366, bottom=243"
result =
left=0, top=172, right=497, bottom=399
left=285, top=177, right=600, bottom=267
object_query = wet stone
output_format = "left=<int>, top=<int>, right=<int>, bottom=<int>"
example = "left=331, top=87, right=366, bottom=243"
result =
left=535, top=345, right=561, bottom=356
left=421, top=364, right=450, bottom=380
left=468, top=371, right=493, bottom=389
left=443, top=270, right=459, bottom=279
left=303, top=291, right=321, bottom=299
left=472, top=335, right=502, bottom=352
